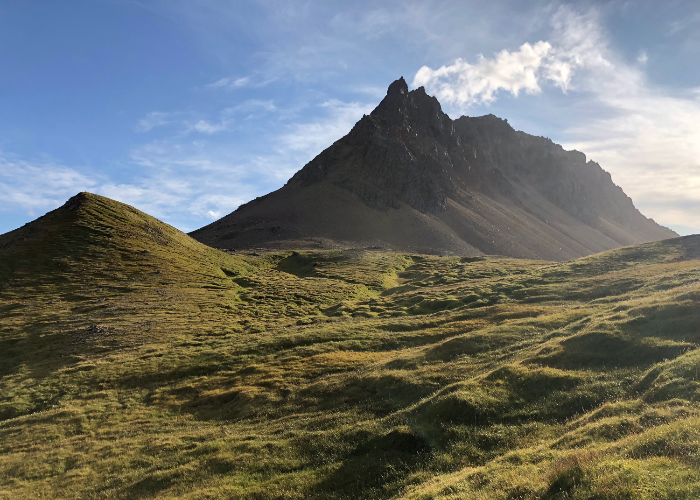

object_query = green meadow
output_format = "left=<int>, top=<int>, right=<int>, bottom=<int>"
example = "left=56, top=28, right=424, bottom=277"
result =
left=1, top=193, right=700, bottom=499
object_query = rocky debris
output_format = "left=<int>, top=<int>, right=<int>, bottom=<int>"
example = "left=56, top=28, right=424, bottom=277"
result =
left=86, top=324, right=109, bottom=334
left=62, top=324, right=117, bottom=346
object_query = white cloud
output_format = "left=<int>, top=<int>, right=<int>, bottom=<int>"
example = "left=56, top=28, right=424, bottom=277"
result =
left=136, top=112, right=232, bottom=136
left=637, top=50, right=648, bottom=65
left=279, top=99, right=373, bottom=159
left=136, top=100, right=277, bottom=137
left=134, top=111, right=179, bottom=133
left=227, top=99, right=276, bottom=113
left=564, top=88, right=700, bottom=228
left=183, top=101, right=277, bottom=134
left=102, top=96, right=371, bottom=230
left=667, top=12, right=700, bottom=35
left=547, top=8, right=700, bottom=229
left=413, top=41, right=555, bottom=106
left=0, top=154, right=97, bottom=216
left=190, top=119, right=229, bottom=134
left=109, top=140, right=263, bottom=227
left=412, top=6, right=612, bottom=107
left=141, top=98, right=372, bottom=222
left=207, top=76, right=252, bottom=89
left=0, top=141, right=262, bottom=232
left=346, top=84, right=386, bottom=99
left=206, top=75, right=276, bottom=90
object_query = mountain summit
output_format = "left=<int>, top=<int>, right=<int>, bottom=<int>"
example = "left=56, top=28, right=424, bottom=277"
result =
left=192, top=78, right=676, bottom=260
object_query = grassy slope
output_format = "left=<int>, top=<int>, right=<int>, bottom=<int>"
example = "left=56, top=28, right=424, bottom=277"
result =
left=1, top=193, right=700, bottom=499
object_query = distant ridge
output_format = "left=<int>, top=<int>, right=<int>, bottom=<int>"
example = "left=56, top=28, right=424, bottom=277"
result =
left=191, top=77, right=676, bottom=260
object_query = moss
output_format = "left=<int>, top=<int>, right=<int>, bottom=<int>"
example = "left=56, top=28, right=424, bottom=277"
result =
left=3, top=195, right=700, bottom=498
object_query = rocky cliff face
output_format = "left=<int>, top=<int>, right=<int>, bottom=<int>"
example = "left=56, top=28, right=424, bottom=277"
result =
left=191, top=78, right=676, bottom=260
left=291, top=78, right=455, bottom=213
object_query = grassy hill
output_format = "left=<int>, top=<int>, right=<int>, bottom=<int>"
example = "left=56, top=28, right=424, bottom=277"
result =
left=1, top=193, right=700, bottom=499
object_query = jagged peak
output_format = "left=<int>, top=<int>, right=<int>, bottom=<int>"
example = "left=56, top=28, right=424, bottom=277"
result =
left=386, top=76, right=408, bottom=96
left=371, top=76, right=446, bottom=128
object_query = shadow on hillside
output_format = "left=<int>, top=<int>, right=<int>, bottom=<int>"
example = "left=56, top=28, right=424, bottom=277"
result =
left=530, top=331, right=692, bottom=370
left=0, top=323, right=86, bottom=421
left=530, top=300, right=700, bottom=372
left=276, top=251, right=323, bottom=278
left=308, top=428, right=432, bottom=500
left=0, top=323, right=86, bottom=379
left=0, top=336, right=23, bottom=378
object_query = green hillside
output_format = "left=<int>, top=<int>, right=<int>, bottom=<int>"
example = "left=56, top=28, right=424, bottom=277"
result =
left=1, top=193, right=700, bottom=499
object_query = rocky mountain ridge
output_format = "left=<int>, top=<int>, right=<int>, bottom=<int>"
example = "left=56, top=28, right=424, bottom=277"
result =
left=192, top=77, right=676, bottom=260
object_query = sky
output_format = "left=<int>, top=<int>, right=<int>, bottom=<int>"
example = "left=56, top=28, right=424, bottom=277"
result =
left=1, top=0, right=699, bottom=235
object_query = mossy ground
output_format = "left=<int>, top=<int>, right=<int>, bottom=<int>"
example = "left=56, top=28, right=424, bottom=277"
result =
left=1, top=194, right=700, bottom=499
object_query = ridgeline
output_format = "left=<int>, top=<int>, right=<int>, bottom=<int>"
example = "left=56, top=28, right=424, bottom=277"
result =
left=192, top=78, right=675, bottom=260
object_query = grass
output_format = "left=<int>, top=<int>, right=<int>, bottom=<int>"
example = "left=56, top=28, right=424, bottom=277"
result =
left=1, top=192, right=700, bottom=499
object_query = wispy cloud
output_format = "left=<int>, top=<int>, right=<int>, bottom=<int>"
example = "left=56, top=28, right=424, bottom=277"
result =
left=549, top=8, right=700, bottom=229
left=0, top=143, right=260, bottom=231
left=0, top=153, right=97, bottom=217
left=346, top=84, right=387, bottom=99
left=113, top=98, right=370, bottom=228
left=667, top=11, right=700, bottom=35
left=136, top=111, right=231, bottom=136
left=134, top=111, right=180, bottom=133
left=135, top=100, right=277, bottom=137
left=279, top=99, right=373, bottom=158
left=188, top=119, right=229, bottom=134
left=206, top=75, right=276, bottom=90
left=208, top=76, right=252, bottom=89
left=565, top=86, right=700, bottom=228
left=227, top=99, right=276, bottom=113
left=108, top=140, right=262, bottom=228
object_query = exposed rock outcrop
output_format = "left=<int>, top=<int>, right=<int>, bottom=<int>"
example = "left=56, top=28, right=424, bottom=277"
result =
left=191, top=78, right=676, bottom=260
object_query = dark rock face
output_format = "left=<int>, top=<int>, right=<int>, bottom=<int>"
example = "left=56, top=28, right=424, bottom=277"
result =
left=291, top=77, right=454, bottom=213
left=292, top=77, right=646, bottom=228
left=191, top=78, right=676, bottom=260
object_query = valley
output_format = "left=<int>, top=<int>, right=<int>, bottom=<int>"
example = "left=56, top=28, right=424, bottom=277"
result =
left=1, top=193, right=699, bottom=499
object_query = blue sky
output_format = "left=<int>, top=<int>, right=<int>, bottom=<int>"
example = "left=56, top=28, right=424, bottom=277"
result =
left=1, top=0, right=699, bottom=235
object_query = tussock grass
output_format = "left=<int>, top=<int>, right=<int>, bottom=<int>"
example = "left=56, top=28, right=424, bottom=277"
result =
left=2, top=194, right=700, bottom=498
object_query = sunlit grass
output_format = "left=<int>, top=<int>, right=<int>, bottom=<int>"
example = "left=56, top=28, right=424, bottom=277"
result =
left=1, top=193, right=700, bottom=498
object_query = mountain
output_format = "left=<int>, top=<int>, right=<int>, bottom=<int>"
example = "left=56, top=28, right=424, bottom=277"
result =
left=3, top=193, right=700, bottom=498
left=191, top=77, right=676, bottom=260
